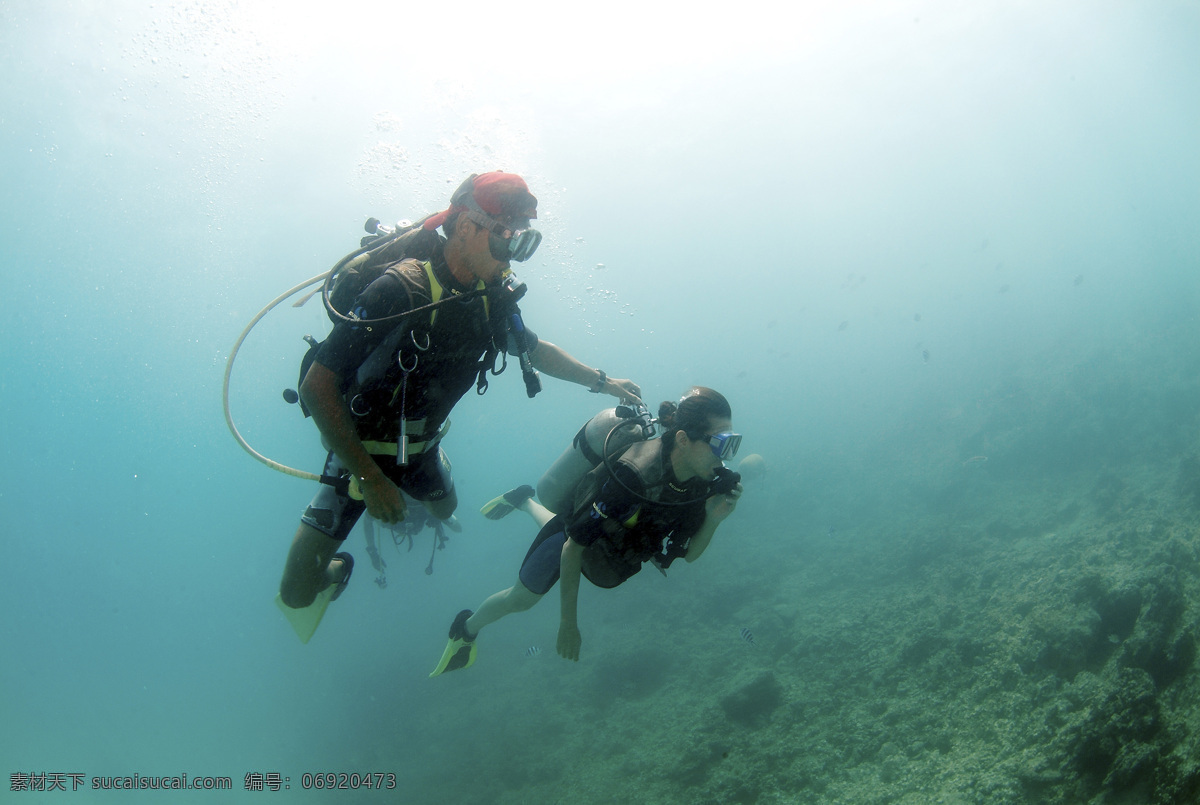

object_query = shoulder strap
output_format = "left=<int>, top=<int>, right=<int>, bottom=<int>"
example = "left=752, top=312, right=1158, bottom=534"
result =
left=352, top=260, right=425, bottom=390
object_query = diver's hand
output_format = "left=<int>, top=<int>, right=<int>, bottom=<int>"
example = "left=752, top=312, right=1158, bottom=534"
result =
left=557, top=620, right=582, bottom=661
left=706, top=483, right=742, bottom=523
left=361, top=473, right=407, bottom=524
left=607, top=377, right=642, bottom=404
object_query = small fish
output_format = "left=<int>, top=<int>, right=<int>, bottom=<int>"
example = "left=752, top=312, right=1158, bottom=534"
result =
left=922, top=349, right=930, bottom=364
left=963, top=455, right=988, bottom=466
left=739, top=628, right=756, bottom=647
left=524, top=646, right=542, bottom=657
left=827, top=524, right=837, bottom=537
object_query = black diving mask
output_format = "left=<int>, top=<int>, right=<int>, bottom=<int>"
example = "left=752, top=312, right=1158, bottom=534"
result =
left=463, top=208, right=542, bottom=263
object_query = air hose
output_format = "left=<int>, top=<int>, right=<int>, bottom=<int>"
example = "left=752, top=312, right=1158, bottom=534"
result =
left=222, top=271, right=329, bottom=482
left=221, top=218, right=416, bottom=481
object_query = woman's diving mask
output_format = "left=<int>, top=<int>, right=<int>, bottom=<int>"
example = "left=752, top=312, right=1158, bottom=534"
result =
left=689, top=431, right=743, bottom=461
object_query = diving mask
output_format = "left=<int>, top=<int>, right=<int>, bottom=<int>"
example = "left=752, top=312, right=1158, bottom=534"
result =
left=463, top=208, right=542, bottom=263
left=691, top=431, right=742, bottom=461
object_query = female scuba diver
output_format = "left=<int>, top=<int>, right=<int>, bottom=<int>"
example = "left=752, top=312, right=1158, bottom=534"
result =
left=429, top=387, right=743, bottom=676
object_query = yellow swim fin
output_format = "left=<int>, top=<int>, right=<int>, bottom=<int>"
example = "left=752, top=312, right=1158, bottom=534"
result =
left=276, top=552, right=354, bottom=644
left=429, top=609, right=477, bottom=677
left=479, top=485, right=535, bottom=521
left=276, top=584, right=335, bottom=644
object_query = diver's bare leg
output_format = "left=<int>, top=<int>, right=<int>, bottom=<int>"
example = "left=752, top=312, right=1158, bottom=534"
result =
left=279, top=523, right=349, bottom=608
left=464, top=581, right=542, bottom=637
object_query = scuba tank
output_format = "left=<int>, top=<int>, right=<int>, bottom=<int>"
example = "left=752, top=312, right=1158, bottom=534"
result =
left=537, top=404, right=655, bottom=514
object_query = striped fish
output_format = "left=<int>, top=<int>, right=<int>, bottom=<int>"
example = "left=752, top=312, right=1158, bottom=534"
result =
left=524, top=646, right=542, bottom=657
left=739, top=627, right=756, bottom=647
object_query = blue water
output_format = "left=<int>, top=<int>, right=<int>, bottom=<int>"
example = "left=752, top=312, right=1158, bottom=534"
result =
left=3, top=1, right=1199, bottom=803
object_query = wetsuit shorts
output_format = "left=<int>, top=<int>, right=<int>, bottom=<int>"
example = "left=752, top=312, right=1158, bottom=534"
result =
left=300, top=447, right=453, bottom=542
left=515, top=516, right=636, bottom=594
left=518, top=518, right=570, bottom=595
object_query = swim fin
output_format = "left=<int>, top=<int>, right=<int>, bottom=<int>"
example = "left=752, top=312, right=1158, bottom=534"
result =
left=479, top=485, right=535, bottom=521
left=276, top=586, right=334, bottom=644
left=429, top=609, right=478, bottom=677
left=275, top=552, right=354, bottom=644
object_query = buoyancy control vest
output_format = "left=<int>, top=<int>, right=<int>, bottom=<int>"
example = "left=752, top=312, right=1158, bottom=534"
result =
left=288, top=220, right=540, bottom=426
left=332, top=257, right=514, bottom=463
left=293, top=254, right=493, bottom=408
left=289, top=221, right=444, bottom=418
left=567, top=438, right=708, bottom=586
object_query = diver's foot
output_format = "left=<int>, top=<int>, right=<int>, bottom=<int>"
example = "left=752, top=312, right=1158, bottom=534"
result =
left=330, top=552, right=354, bottom=601
left=451, top=609, right=475, bottom=641
left=479, top=485, right=535, bottom=521
left=430, top=610, right=478, bottom=677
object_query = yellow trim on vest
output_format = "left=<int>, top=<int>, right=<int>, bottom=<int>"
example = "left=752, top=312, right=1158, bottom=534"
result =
left=421, top=261, right=487, bottom=326
left=422, top=261, right=444, bottom=326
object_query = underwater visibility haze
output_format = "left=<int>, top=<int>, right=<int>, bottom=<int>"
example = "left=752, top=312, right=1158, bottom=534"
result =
left=3, top=0, right=1200, bottom=802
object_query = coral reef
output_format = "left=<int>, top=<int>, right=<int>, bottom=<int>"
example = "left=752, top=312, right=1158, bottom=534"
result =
left=466, top=463, right=1200, bottom=805
left=390, top=345, right=1200, bottom=805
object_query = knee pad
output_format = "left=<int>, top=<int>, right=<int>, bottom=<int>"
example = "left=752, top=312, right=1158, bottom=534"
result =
left=300, top=481, right=355, bottom=541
